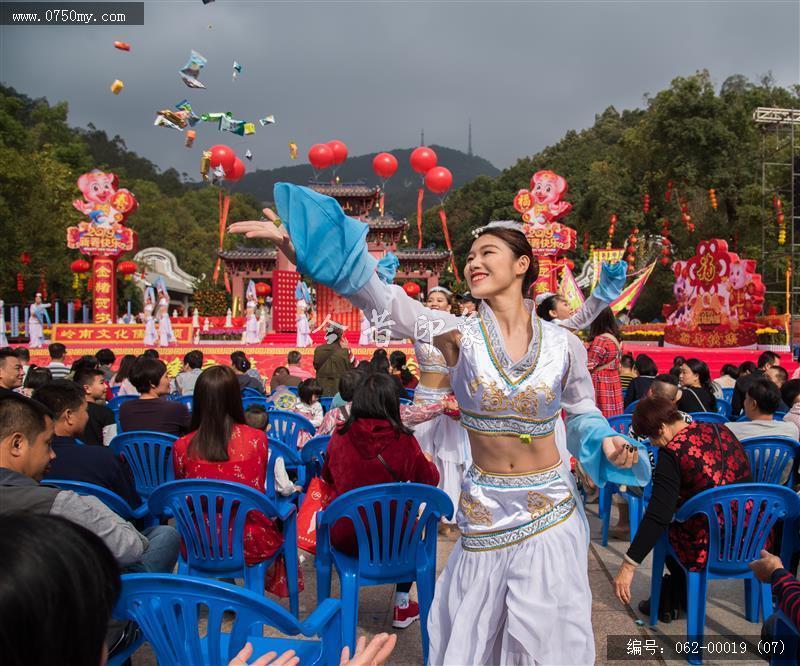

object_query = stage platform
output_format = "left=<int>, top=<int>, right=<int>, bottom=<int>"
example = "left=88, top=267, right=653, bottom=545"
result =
left=21, top=334, right=797, bottom=381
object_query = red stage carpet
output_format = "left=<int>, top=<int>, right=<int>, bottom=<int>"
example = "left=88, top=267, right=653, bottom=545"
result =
left=622, top=344, right=797, bottom=377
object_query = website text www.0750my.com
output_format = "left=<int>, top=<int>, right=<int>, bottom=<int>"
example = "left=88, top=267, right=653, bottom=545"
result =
left=11, top=9, right=124, bottom=23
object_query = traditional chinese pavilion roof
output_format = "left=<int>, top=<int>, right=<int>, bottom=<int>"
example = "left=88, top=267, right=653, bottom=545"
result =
left=218, top=247, right=277, bottom=261
left=366, top=215, right=408, bottom=230
left=396, top=247, right=452, bottom=261
left=309, top=183, right=381, bottom=198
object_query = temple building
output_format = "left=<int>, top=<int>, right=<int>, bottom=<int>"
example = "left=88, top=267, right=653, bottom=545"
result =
left=218, top=181, right=450, bottom=333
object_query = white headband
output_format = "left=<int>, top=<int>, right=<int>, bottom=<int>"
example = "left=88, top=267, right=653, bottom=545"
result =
left=472, top=220, right=525, bottom=238
left=429, top=286, right=452, bottom=297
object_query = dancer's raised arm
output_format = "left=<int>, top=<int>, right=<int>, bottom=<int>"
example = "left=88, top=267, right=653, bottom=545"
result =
left=556, top=261, right=627, bottom=331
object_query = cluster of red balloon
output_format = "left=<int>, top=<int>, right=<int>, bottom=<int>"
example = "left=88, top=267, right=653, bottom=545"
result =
left=308, top=140, right=348, bottom=174
left=409, top=147, right=458, bottom=280
left=208, top=144, right=246, bottom=182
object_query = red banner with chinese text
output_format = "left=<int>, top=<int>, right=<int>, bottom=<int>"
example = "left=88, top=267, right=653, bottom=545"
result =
left=91, top=258, right=116, bottom=324
left=51, top=323, right=193, bottom=344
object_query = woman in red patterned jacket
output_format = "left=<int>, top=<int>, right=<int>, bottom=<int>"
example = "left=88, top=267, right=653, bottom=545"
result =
left=612, top=395, right=752, bottom=621
left=587, top=307, right=624, bottom=417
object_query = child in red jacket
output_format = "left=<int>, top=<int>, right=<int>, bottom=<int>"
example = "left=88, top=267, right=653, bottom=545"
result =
left=321, top=371, right=439, bottom=630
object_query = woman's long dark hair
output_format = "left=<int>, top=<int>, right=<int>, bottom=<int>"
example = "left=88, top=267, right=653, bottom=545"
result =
left=114, top=354, right=137, bottom=383
left=0, top=514, right=120, bottom=666
left=588, top=307, right=621, bottom=341
left=683, top=358, right=714, bottom=394
left=474, top=227, right=539, bottom=296
left=389, top=350, right=415, bottom=386
left=189, top=365, right=246, bottom=462
left=338, top=372, right=412, bottom=436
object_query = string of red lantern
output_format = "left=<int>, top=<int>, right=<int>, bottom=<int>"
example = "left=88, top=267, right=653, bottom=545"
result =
left=660, top=218, right=671, bottom=267
left=708, top=188, right=718, bottom=210
left=642, top=192, right=650, bottom=214
left=606, top=213, right=617, bottom=249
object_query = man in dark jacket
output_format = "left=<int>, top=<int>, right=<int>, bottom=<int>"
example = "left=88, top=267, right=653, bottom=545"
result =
left=313, top=322, right=353, bottom=396
left=731, top=351, right=780, bottom=417
left=34, top=380, right=140, bottom=508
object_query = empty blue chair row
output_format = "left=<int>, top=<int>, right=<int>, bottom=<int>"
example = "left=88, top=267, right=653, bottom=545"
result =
left=113, top=575, right=341, bottom=666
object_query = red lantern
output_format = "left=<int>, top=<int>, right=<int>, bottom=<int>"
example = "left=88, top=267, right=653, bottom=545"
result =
left=326, top=140, right=348, bottom=165
left=660, top=257, right=670, bottom=267
left=71, top=259, right=90, bottom=275
left=255, top=282, right=271, bottom=298
left=16, top=272, right=24, bottom=293
left=565, top=259, right=574, bottom=271
left=73, top=298, right=82, bottom=309
left=643, top=193, right=650, bottom=214
left=410, top=147, right=437, bottom=175
left=117, top=260, right=137, bottom=280
left=226, top=157, right=246, bottom=182
left=20, top=252, right=30, bottom=265
left=424, top=166, right=453, bottom=195
left=373, top=152, right=398, bottom=180
left=403, top=282, right=421, bottom=297
left=308, top=143, right=335, bottom=170
left=208, top=145, right=236, bottom=175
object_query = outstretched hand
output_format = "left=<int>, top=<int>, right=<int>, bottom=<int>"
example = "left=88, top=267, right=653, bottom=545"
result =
left=229, top=643, right=299, bottom=666
left=340, top=633, right=398, bottom=666
left=602, top=436, right=639, bottom=469
left=228, top=208, right=293, bottom=248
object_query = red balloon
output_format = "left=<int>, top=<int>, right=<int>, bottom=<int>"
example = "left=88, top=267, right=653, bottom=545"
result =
left=327, top=140, right=348, bottom=165
left=226, top=157, right=246, bottom=182
left=373, top=152, right=398, bottom=180
left=255, top=282, right=271, bottom=297
left=403, top=282, right=421, bottom=297
left=410, top=146, right=437, bottom=175
left=208, top=144, right=236, bottom=174
left=308, top=143, right=335, bottom=170
left=424, top=166, right=453, bottom=195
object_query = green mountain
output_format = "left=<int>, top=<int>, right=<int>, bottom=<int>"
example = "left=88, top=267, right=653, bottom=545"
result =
left=231, top=145, right=500, bottom=219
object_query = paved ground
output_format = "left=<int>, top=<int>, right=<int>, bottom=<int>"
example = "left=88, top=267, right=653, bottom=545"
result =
left=131, top=502, right=772, bottom=665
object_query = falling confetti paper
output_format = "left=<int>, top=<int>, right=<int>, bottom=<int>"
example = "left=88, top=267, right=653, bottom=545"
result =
left=232, top=61, right=242, bottom=80
left=288, top=142, right=298, bottom=159
left=185, top=130, right=196, bottom=148
left=245, top=149, right=253, bottom=160
left=179, top=50, right=207, bottom=89
left=113, top=41, right=130, bottom=51
left=259, top=115, right=276, bottom=126
left=110, top=79, right=124, bottom=95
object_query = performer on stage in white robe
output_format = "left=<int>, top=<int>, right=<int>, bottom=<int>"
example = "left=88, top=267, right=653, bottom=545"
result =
left=0, top=300, right=8, bottom=347
left=295, top=301, right=312, bottom=348
left=229, top=184, right=650, bottom=666
left=154, top=278, right=176, bottom=347
left=242, top=280, right=262, bottom=344
left=27, top=293, right=50, bottom=349
left=142, top=287, right=157, bottom=347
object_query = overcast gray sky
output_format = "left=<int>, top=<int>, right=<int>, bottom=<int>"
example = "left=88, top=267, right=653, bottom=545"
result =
left=1, top=1, right=797, bottom=177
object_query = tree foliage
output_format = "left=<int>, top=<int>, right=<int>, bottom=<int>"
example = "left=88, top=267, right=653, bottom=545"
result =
left=413, top=72, right=799, bottom=321
left=0, top=84, right=262, bottom=310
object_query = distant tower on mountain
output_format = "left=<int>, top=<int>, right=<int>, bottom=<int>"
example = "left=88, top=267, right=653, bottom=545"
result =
left=420, top=129, right=425, bottom=146
left=468, top=119, right=473, bottom=156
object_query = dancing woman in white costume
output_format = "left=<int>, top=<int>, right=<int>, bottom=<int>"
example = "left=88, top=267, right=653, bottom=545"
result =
left=230, top=184, right=650, bottom=665
left=142, top=287, right=157, bottom=347
left=27, top=293, right=50, bottom=349
left=242, top=280, right=261, bottom=344
left=154, top=278, right=176, bottom=347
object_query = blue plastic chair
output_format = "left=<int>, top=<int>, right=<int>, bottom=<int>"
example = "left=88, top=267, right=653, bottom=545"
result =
left=172, top=394, right=194, bottom=412
left=110, top=385, right=121, bottom=397
left=770, top=609, right=800, bottom=666
left=722, top=387, right=734, bottom=403
left=301, top=434, right=331, bottom=483
left=716, top=399, right=732, bottom=419
left=624, top=399, right=640, bottom=414
left=405, top=388, right=415, bottom=401
left=607, top=413, right=632, bottom=435
left=741, top=436, right=799, bottom=487
left=110, top=431, right=177, bottom=499
left=242, top=396, right=273, bottom=411
left=108, top=394, right=139, bottom=429
left=267, top=438, right=306, bottom=500
left=648, top=484, right=800, bottom=664
left=267, top=409, right=315, bottom=448
left=45, top=479, right=149, bottom=522
left=242, top=386, right=265, bottom=398
left=113, top=574, right=341, bottom=666
left=688, top=412, right=728, bottom=425
left=399, top=397, right=413, bottom=406
left=316, top=483, right=454, bottom=662
left=147, top=479, right=300, bottom=616
left=319, top=396, right=333, bottom=414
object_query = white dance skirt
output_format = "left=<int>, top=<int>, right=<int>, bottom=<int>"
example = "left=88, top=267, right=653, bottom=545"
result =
left=428, top=461, right=594, bottom=666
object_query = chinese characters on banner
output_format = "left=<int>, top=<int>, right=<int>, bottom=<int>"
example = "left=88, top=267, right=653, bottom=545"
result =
left=91, top=258, right=116, bottom=324
left=51, top=323, right=194, bottom=344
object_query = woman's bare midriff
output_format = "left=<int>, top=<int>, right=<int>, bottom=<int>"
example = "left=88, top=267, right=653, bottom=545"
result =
left=417, top=371, right=452, bottom=390
left=468, top=432, right=561, bottom=474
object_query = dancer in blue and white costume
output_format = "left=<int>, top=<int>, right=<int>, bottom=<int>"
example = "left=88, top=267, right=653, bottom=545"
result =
left=230, top=184, right=650, bottom=665
left=154, top=278, right=175, bottom=347
left=242, top=280, right=261, bottom=344
left=142, top=287, right=157, bottom=347
left=28, top=293, right=50, bottom=349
